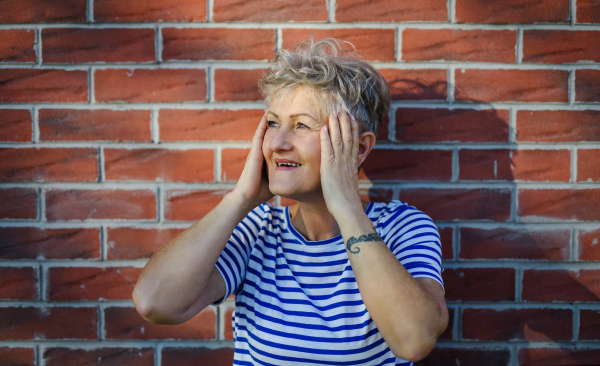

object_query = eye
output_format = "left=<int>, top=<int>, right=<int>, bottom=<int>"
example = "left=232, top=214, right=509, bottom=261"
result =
left=267, top=120, right=279, bottom=128
left=296, top=122, right=309, bottom=129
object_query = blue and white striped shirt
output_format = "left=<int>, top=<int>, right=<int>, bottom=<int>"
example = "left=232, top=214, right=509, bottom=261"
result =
left=215, top=200, right=444, bottom=366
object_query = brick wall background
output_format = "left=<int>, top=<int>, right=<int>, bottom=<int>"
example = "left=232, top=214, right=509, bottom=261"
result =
left=1, top=0, right=599, bottom=365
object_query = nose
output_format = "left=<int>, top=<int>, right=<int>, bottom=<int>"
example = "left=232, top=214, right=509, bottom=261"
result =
left=268, top=127, right=293, bottom=152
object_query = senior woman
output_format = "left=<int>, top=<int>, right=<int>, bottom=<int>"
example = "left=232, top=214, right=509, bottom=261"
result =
left=133, top=38, right=448, bottom=365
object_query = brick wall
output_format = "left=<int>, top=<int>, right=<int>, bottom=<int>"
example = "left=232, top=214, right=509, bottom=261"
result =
left=0, top=0, right=599, bottom=365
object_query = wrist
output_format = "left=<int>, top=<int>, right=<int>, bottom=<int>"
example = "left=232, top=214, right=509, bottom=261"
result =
left=224, top=191, right=257, bottom=217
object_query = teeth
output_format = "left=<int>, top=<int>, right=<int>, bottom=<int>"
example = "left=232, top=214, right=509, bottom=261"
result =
left=277, top=163, right=301, bottom=167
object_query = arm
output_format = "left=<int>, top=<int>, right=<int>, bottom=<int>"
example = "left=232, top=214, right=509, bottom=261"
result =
left=132, top=115, right=273, bottom=325
left=320, top=113, right=448, bottom=362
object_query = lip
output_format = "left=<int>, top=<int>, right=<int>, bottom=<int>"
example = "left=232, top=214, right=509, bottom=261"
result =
left=274, top=158, right=302, bottom=171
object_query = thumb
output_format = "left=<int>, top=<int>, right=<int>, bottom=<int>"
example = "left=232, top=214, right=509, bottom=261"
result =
left=320, top=125, right=334, bottom=166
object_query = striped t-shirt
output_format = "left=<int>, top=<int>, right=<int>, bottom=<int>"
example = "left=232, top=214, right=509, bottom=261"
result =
left=215, top=200, right=444, bottom=366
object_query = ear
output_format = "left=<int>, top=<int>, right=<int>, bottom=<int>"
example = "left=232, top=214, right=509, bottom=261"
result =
left=356, top=131, right=376, bottom=168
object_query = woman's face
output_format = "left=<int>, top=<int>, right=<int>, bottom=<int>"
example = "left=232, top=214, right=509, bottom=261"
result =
left=262, top=87, right=326, bottom=201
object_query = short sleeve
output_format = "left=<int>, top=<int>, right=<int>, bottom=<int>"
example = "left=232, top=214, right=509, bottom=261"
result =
left=376, top=201, right=444, bottom=290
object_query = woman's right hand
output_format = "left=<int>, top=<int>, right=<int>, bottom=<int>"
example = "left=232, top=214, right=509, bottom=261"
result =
left=229, top=113, right=273, bottom=212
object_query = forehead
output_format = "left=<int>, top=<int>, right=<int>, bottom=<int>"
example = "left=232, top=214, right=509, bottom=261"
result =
left=267, top=86, right=324, bottom=122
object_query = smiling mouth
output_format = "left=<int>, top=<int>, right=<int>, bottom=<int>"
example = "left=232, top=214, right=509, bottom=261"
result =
left=277, top=162, right=301, bottom=167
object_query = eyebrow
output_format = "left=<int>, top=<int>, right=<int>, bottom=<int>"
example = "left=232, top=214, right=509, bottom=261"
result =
left=267, top=111, right=319, bottom=122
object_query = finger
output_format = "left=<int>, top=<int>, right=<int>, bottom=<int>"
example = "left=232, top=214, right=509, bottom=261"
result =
left=247, top=114, right=268, bottom=162
left=320, top=125, right=334, bottom=166
left=339, top=111, right=353, bottom=155
left=350, top=114, right=360, bottom=160
left=329, top=113, right=343, bottom=156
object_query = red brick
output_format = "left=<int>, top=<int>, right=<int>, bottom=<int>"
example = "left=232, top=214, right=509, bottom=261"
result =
left=358, top=188, right=395, bottom=203
left=396, top=108, right=510, bottom=143
left=398, top=188, right=511, bottom=221
left=0, top=227, right=100, bottom=259
left=104, top=148, right=214, bottom=182
left=378, top=69, right=448, bottom=101
left=578, top=149, right=600, bottom=182
left=0, top=29, right=35, bottom=62
left=159, top=109, right=263, bottom=141
left=214, top=69, right=264, bottom=102
left=517, top=110, right=600, bottom=142
left=95, top=69, right=207, bottom=102
left=104, top=306, right=216, bottom=340
left=223, top=305, right=234, bottom=340
left=164, top=189, right=228, bottom=221
left=463, top=308, right=572, bottom=341
left=222, top=148, right=249, bottom=182
left=459, top=149, right=571, bottom=182
left=46, top=189, right=156, bottom=221
left=336, top=0, right=447, bottom=22
left=455, top=0, right=569, bottom=23
left=163, top=28, right=275, bottom=61
left=0, top=347, right=35, bottom=366
left=519, top=347, right=600, bottom=366
left=0, top=109, right=31, bottom=142
left=524, top=30, right=600, bottom=64
left=0, top=188, right=37, bottom=219
left=522, top=269, right=600, bottom=302
left=403, top=29, right=516, bottom=63
left=439, top=227, right=453, bottom=260
left=0, top=267, right=37, bottom=300
left=577, top=0, right=600, bottom=23
left=0, top=148, right=97, bottom=182
left=0, top=0, right=86, bottom=23
left=0, top=69, right=88, bottom=103
left=39, top=109, right=151, bottom=142
left=107, top=227, right=183, bottom=259
left=213, top=0, right=326, bottom=21
left=518, top=189, right=600, bottom=221
left=455, top=69, right=569, bottom=103
left=576, top=69, right=600, bottom=102
left=0, top=307, right=97, bottom=340
left=162, top=347, right=234, bottom=366
left=282, top=29, right=396, bottom=62
left=580, top=309, right=600, bottom=340
left=94, top=0, right=207, bottom=21
left=417, top=347, right=510, bottom=366
left=360, top=149, right=452, bottom=181
left=578, top=228, right=600, bottom=261
left=460, top=227, right=571, bottom=261
left=48, top=266, right=141, bottom=301
left=44, top=347, right=155, bottom=366
left=443, top=268, right=515, bottom=301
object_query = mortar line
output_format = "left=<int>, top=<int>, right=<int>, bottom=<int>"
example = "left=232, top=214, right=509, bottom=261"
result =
left=396, top=27, right=402, bottom=62
left=573, top=305, right=580, bottom=341
left=276, top=28, right=283, bottom=52
left=87, top=0, right=94, bottom=22
left=98, top=146, right=105, bottom=182
left=207, top=65, right=214, bottom=103
left=89, top=67, right=94, bottom=103
left=155, top=26, right=162, bottom=63
left=39, top=186, right=45, bottom=222
left=447, top=67, right=455, bottom=103
left=328, top=0, right=336, bottom=23
left=569, top=69, right=576, bottom=104
left=35, top=27, right=42, bottom=66
left=571, top=0, right=577, bottom=25
left=32, top=107, right=40, bottom=143
left=387, top=106, right=396, bottom=142
left=453, top=223, right=460, bottom=261
left=207, top=0, right=213, bottom=22
left=215, top=146, right=222, bottom=183
left=509, top=107, right=517, bottom=143
left=157, top=186, right=163, bottom=224
left=100, top=225, right=107, bottom=261
left=452, top=148, right=459, bottom=182
left=516, top=28, right=523, bottom=64
left=571, top=226, right=577, bottom=262
left=151, top=108, right=159, bottom=143
left=36, top=344, right=42, bottom=366
left=448, top=0, right=455, bottom=23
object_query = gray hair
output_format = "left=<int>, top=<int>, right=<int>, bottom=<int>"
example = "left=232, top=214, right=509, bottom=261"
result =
left=258, top=38, right=390, bottom=136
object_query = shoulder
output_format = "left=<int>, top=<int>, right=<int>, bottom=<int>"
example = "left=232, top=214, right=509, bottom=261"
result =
left=371, top=200, right=439, bottom=241
left=371, top=200, right=435, bottom=226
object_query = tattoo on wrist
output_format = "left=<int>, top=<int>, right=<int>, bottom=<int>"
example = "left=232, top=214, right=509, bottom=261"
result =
left=346, top=232, right=383, bottom=254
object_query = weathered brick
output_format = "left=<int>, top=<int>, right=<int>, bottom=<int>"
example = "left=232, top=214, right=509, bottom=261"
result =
left=42, top=28, right=155, bottom=63
left=519, top=347, right=600, bottom=366
left=517, top=110, right=600, bottom=142
left=378, top=69, right=448, bottom=101
left=104, top=148, right=214, bottom=182
left=104, top=306, right=216, bottom=340
left=460, top=227, right=571, bottom=261
left=221, top=148, right=249, bottom=182
left=44, top=347, right=155, bottom=366
left=462, top=308, right=572, bottom=341
left=0, top=109, right=31, bottom=142
left=417, top=347, right=510, bottom=366
left=213, top=0, right=326, bottom=21
left=162, top=347, right=234, bottom=366
left=94, top=0, right=207, bottom=22
left=0, top=347, right=35, bottom=366
left=164, top=189, right=229, bottom=221
left=0, top=0, right=86, bottom=23
left=398, top=188, right=512, bottom=221
left=403, top=29, right=516, bottom=62
left=48, top=267, right=141, bottom=301
left=459, top=149, right=571, bottom=182
left=0, top=69, right=88, bottom=103
left=0, top=267, right=38, bottom=300
left=523, top=30, right=600, bottom=63
left=223, top=305, right=234, bottom=340
left=522, top=269, right=600, bottom=302
left=455, top=0, right=569, bottom=23
left=163, top=28, right=275, bottom=61
left=360, top=149, right=452, bottom=181
left=213, top=69, right=264, bottom=101
left=336, top=0, right=447, bottom=22
left=95, top=69, right=207, bottom=102
left=0, top=307, right=97, bottom=340
left=0, top=188, right=37, bottom=219
left=396, top=108, right=510, bottom=143
left=46, top=189, right=156, bottom=221
left=578, top=228, right=600, bottom=261
left=39, top=109, right=151, bottom=142
left=580, top=309, right=600, bottom=340
left=358, top=188, right=394, bottom=203
left=577, top=0, right=600, bottom=23
left=576, top=69, right=600, bottom=102
left=0, top=227, right=100, bottom=260
left=578, top=149, right=600, bottom=182
left=439, top=307, right=454, bottom=340
left=443, top=268, right=515, bottom=301
left=282, top=29, right=396, bottom=62
left=0, top=29, right=35, bottom=62
left=107, top=227, right=183, bottom=259
left=455, top=69, right=569, bottom=103
left=439, top=227, right=454, bottom=260
left=0, top=148, right=97, bottom=182
left=518, top=189, right=600, bottom=221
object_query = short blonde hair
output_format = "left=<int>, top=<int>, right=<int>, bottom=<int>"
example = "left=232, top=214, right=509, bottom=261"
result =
left=258, top=38, right=390, bottom=136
